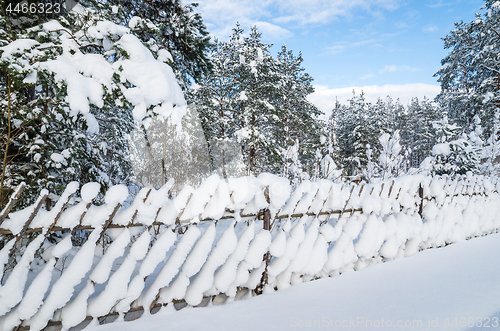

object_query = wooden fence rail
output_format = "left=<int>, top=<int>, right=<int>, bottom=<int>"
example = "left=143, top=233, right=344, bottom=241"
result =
left=0, top=173, right=498, bottom=331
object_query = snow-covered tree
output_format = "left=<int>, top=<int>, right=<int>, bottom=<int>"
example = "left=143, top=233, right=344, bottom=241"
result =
left=282, top=139, right=309, bottom=185
left=320, top=153, right=342, bottom=181
left=431, top=115, right=481, bottom=176
left=272, top=45, right=323, bottom=178
left=334, top=93, right=396, bottom=178
left=400, top=98, right=440, bottom=169
left=0, top=4, right=187, bottom=206
left=128, top=106, right=211, bottom=193
left=378, top=130, right=405, bottom=179
left=362, top=131, right=405, bottom=182
left=435, top=0, right=500, bottom=135
left=191, top=24, right=321, bottom=179
left=80, top=0, right=211, bottom=89
left=320, top=100, right=343, bottom=178
left=325, top=93, right=447, bottom=179
left=481, top=111, right=500, bottom=175
left=363, top=144, right=379, bottom=182
left=233, top=26, right=282, bottom=175
left=335, top=93, right=369, bottom=177
left=187, top=25, right=247, bottom=178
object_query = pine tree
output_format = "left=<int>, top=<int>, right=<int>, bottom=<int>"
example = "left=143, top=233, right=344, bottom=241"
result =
left=128, top=107, right=211, bottom=192
left=272, top=45, right=323, bottom=178
left=321, top=99, right=343, bottom=178
left=187, top=26, right=246, bottom=178
left=0, top=11, right=101, bottom=206
left=363, top=144, right=379, bottom=182
left=435, top=0, right=500, bottom=135
left=234, top=26, right=282, bottom=175
left=282, top=139, right=308, bottom=185
left=191, top=24, right=322, bottom=179
left=378, top=130, right=405, bottom=179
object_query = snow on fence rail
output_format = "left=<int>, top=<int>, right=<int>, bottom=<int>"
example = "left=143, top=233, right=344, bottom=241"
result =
left=0, top=173, right=499, bottom=331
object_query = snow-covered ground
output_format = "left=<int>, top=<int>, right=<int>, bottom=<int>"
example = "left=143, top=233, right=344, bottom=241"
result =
left=86, top=232, right=500, bottom=331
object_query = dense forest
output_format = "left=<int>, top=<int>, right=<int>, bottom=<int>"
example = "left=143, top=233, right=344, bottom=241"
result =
left=1, top=0, right=500, bottom=208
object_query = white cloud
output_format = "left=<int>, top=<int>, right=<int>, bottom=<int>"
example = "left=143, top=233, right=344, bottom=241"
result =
left=253, top=21, right=294, bottom=40
left=380, top=65, right=421, bottom=73
left=196, top=0, right=269, bottom=38
left=361, top=74, right=375, bottom=80
left=196, top=0, right=402, bottom=39
left=323, top=38, right=381, bottom=55
left=423, top=25, right=439, bottom=32
left=325, top=45, right=345, bottom=54
left=272, top=0, right=401, bottom=25
left=351, top=38, right=380, bottom=47
left=426, top=0, right=455, bottom=8
left=395, top=21, right=409, bottom=29
left=308, top=83, right=441, bottom=117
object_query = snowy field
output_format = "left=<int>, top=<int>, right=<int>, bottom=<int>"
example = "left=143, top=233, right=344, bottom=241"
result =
left=85, top=232, right=500, bottom=331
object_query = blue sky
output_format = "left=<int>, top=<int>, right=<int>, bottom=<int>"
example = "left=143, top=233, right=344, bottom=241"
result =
left=195, top=0, right=484, bottom=114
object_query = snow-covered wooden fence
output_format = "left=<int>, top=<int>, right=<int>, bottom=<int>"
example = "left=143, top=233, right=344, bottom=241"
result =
left=0, top=173, right=499, bottom=331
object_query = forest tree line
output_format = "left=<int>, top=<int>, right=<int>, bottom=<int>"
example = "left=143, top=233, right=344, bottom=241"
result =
left=1, top=0, right=500, bottom=208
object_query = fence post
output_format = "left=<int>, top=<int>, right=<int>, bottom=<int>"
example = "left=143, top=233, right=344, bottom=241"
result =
left=255, top=208, right=271, bottom=295
left=418, top=184, right=424, bottom=218
left=255, top=186, right=272, bottom=295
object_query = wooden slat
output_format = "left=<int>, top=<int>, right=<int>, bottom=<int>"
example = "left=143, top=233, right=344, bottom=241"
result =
left=7, top=193, right=48, bottom=258
left=0, top=182, right=26, bottom=227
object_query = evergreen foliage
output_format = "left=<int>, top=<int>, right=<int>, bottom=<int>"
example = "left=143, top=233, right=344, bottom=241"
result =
left=190, top=24, right=322, bottom=179
left=431, top=115, right=482, bottom=176
left=0, top=10, right=111, bottom=206
left=5, top=0, right=500, bottom=207
left=399, top=98, right=440, bottom=169
left=333, top=93, right=398, bottom=178
left=481, top=112, right=500, bottom=175
left=434, top=0, right=500, bottom=136
left=326, top=94, right=445, bottom=180
left=0, top=3, right=187, bottom=207
left=273, top=45, right=322, bottom=180
left=79, top=0, right=212, bottom=89
left=378, top=130, right=405, bottom=180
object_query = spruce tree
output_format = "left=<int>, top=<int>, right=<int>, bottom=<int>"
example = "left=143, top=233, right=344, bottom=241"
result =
left=335, top=92, right=383, bottom=178
left=0, top=3, right=187, bottom=207
left=80, top=0, right=211, bottom=89
left=234, top=26, right=281, bottom=175
left=377, top=130, right=404, bottom=179
left=400, top=98, right=440, bottom=169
